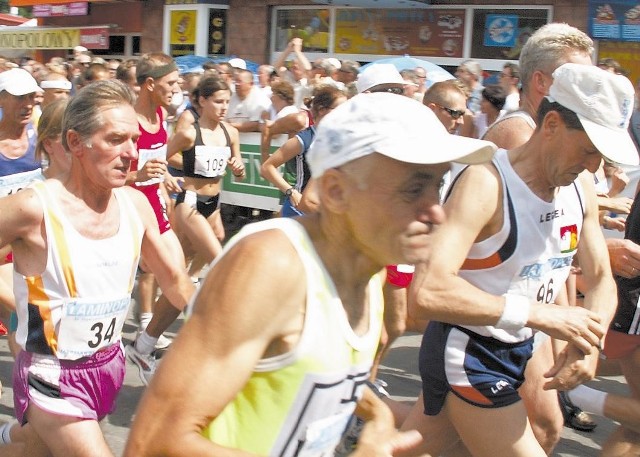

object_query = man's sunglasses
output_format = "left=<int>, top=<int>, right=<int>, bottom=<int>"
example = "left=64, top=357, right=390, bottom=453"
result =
left=436, top=104, right=465, bottom=119
left=370, top=86, right=404, bottom=95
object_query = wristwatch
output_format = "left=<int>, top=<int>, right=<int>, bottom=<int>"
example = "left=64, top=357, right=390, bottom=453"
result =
left=285, top=188, right=294, bottom=197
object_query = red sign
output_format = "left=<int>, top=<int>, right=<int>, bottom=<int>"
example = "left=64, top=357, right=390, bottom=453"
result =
left=80, top=27, right=109, bottom=49
left=33, top=2, right=88, bottom=17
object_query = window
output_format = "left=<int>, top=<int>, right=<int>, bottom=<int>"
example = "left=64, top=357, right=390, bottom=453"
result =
left=274, top=8, right=330, bottom=53
left=470, top=8, right=549, bottom=60
left=92, top=35, right=141, bottom=58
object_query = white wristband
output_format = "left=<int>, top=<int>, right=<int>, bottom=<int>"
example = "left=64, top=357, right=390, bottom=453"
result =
left=496, top=294, right=530, bottom=330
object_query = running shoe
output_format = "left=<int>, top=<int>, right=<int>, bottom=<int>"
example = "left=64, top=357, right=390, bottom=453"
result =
left=558, top=391, right=597, bottom=432
left=154, top=333, right=173, bottom=350
left=0, top=321, right=7, bottom=337
left=125, top=343, right=157, bottom=386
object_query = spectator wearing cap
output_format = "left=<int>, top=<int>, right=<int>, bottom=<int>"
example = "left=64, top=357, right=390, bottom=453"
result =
left=356, top=63, right=406, bottom=95
left=228, top=58, right=246, bottom=71
left=72, top=45, right=88, bottom=58
left=473, top=84, right=507, bottom=139
left=310, top=58, right=343, bottom=90
left=455, top=59, right=484, bottom=114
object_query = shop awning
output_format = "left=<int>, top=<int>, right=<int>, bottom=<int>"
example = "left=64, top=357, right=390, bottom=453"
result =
left=0, top=25, right=111, bottom=50
left=10, top=0, right=123, bottom=6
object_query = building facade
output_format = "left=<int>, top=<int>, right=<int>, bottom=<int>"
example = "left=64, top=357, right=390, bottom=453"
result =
left=3, top=1, right=639, bottom=82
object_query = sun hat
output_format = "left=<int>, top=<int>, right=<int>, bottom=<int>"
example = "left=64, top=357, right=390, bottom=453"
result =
left=0, top=68, right=41, bottom=96
left=356, top=64, right=405, bottom=93
left=307, top=92, right=497, bottom=177
left=548, top=63, right=638, bottom=166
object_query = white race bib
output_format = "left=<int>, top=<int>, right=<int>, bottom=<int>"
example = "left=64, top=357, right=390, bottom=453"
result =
left=194, top=145, right=230, bottom=178
left=135, top=145, right=167, bottom=186
left=57, top=295, right=130, bottom=359
left=298, top=410, right=352, bottom=457
left=0, top=169, right=43, bottom=197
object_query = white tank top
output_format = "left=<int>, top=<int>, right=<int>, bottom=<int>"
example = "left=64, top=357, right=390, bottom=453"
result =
left=14, top=182, right=144, bottom=360
left=459, top=149, right=584, bottom=343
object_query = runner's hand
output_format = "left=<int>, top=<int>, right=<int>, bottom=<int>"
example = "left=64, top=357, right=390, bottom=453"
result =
left=543, top=342, right=599, bottom=390
left=528, top=304, right=603, bottom=354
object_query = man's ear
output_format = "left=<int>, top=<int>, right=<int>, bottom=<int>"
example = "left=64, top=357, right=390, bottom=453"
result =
left=541, top=110, right=561, bottom=138
left=66, top=129, right=84, bottom=156
left=317, top=169, right=350, bottom=214
left=531, top=70, right=550, bottom=97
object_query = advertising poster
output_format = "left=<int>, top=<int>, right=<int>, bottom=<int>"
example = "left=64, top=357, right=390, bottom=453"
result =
left=170, top=10, right=197, bottom=57
left=598, top=40, right=640, bottom=84
left=589, top=0, right=640, bottom=41
left=334, top=8, right=465, bottom=57
left=484, top=15, right=518, bottom=47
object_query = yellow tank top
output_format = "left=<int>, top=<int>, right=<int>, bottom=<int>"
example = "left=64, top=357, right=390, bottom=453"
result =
left=201, top=218, right=384, bottom=456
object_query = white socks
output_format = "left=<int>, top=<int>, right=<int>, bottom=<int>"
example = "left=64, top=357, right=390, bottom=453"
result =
left=567, top=384, right=607, bottom=416
left=135, top=330, right=158, bottom=355
left=139, top=312, right=153, bottom=330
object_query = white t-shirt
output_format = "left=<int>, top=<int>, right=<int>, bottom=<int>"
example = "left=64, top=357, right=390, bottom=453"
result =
left=226, top=86, right=271, bottom=124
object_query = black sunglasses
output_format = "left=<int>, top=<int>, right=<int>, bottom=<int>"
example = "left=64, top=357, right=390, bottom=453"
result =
left=370, top=86, right=404, bottom=95
left=436, top=104, right=465, bottom=119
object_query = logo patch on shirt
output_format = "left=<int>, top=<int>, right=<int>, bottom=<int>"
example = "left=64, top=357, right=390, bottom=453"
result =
left=560, top=224, right=578, bottom=253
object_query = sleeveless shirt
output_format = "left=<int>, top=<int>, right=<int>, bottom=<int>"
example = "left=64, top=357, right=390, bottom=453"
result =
left=458, top=149, right=585, bottom=343
left=199, top=218, right=384, bottom=456
left=14, top=183, right=144, bottom=360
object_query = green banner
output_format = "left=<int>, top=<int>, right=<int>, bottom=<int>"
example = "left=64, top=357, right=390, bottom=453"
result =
left=220, top=132, right=287, bottom=211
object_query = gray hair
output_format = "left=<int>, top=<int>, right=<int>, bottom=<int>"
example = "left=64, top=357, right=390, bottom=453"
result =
left=62, top=79, right=135, bottom=151
left=519, top=23, right=593, bottom=93
left=458, top=60, right=483, bottom=83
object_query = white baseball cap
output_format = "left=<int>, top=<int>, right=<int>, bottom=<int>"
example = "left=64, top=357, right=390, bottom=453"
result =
left=0, top=68, right=41, bottom=96
left=228, top=58, right=246, bottom=70
left=548, top=63, right=638, bottom=166
left=307, top=92, right=497, bottom=177
left=356, top=64, right=405, bottom=93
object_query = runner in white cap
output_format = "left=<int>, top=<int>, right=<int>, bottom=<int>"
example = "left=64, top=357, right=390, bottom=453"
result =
left=124, top=93, right=496, bottom=457
left=401, top=63, right=638, bottom=457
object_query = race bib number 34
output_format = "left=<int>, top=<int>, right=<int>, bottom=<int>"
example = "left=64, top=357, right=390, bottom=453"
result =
left=57, top=295, right=130, bottom=359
